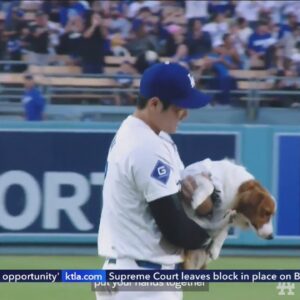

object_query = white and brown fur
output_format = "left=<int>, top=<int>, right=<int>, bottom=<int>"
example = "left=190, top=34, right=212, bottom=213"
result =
left=181, top=159, right=276, bottom=269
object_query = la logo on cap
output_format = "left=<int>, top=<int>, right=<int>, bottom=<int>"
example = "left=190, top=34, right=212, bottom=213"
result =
left=188, top=73, right=195, bottom=88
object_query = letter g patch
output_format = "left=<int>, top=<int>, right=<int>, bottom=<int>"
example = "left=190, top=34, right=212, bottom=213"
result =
left=151, top=160, right=171, bottom=184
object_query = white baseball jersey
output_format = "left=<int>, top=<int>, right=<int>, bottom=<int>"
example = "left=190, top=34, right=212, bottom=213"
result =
left=98, top=115, right=184, bottom=265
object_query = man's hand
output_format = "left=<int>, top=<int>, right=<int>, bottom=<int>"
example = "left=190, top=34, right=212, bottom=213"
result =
left=191, top=173, right=214, bottom=211
left=181, top=175, right=198, bottom=203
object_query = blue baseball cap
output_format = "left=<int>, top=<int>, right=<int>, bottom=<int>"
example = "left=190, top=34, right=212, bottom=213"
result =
left=139, top=62, right=211, bottom=109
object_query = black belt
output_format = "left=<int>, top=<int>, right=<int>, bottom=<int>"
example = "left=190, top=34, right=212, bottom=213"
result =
left=107, top=258, right=182, bottom=270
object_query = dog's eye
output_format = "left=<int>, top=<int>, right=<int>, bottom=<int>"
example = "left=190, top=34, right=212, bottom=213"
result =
left=260, top=209, right=271, bottom=218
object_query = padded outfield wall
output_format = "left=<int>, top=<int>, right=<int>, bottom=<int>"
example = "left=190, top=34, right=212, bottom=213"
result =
left=0, top=121, right=299, bottom=252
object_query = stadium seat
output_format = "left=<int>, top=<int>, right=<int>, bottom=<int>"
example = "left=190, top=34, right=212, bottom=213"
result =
left=104, top=56, right=171, bottom=69
left=104, top=56, right=135, bottom=66
left=103, top=67, right=120, bottom=74
left=28, top=65, right=81, bottom=75
left=238, top=81, right=270, bottom=90
left=22, top=54, right=73, bottom=66
left=230, top=70, right=269, bottom=79
left=44, top=77, right=119, bottom=87
left=0, top=73, right=28, bottom=85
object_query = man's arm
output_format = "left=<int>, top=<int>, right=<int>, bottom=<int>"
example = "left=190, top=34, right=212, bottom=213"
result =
left=148, top=192, right=211, bottom=250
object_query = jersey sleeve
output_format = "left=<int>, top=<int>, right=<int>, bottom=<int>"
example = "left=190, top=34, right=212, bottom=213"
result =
left=130, top=145, right=180, bottom=202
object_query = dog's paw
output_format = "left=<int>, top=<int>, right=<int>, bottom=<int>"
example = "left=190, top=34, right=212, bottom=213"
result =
left=208, top=246, right=221, bottom=260
left=224, top=209, right=237, bottom=224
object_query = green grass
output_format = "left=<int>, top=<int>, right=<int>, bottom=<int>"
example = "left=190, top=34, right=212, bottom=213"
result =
left=0, top=256, right=299, bottom=300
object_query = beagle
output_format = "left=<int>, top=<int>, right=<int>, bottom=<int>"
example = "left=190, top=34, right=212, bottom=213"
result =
left=181, top=159, right=276, bottom=269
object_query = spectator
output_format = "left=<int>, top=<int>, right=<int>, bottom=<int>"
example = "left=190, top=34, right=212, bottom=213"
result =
left=277, top=64, right=300, bottom=90
left=147, top=17, right=172, bottom=55
left=223, top=33, right=242, bottom=68
left=59, top=0, right=90, bottom=27
left=207, top=40, right=238, bottom=105
left=107, top=5, right=131, bottom=40
left=24, top=11, right=50, bottom=66
left=56, top=14, right=84, bottom=63
left=230, top=17, right=253, bottom=68
left=127, top=0, right=145, bottom=19
left=290, top=40, right=300, bottom=75
left=236, top=0, right=262, bottom=29
left=185, top=1, right=209, bottom=28
left=3, top=7, right=27, bottom=71
left=143, top=1, right=161, bottom=14
left=136, top=6, right=153, bottom=22
left=137, top=7, right=161, bottom=48
left=273, top=45, right=287, bottom=71
left=42, top=0, right=62, bottom=23
left=114, top=60, right=137, bottom=105
left=164, top=24, right=185, bottom=56
left=234, top=17, right=253, bottom=53
left=282, top=13, right=300, bottom=42
left=22, top=74, right=46, bottom=121
left=127, top=0, right=160, bottom=19
left=270, top=61, right=300, bottom=106
left=186, top=19, right=212, bottom=58
left=171, top=43, right=190, bottom=64
left=125, top=19, right=157, bottom=56
left=208, top=0, right=234, bottom=17
left=203, top=12, right=229, bottom=46
left=274, top=21, right=300, bottom=62
left=80, top=12, right=107, bottom=73
left=248, top=21, right=277, bottom=69
left=4, top=1, right=23, bottom=30
left=283, top=1, right=300, bottom=23
left=258, top=1, right=283, bottom=24
left=3, top=7, right=26, bottom=41
left=134, top=50, right=159, bottom=73
left=48, top=20, right=64, bottom=59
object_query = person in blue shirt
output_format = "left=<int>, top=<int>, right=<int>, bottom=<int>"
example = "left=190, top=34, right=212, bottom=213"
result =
left=207, top=39, right=238, bottom=104
left=22, top=74, right=46, bottom=121
left=248, top=21, right=277, bottom=68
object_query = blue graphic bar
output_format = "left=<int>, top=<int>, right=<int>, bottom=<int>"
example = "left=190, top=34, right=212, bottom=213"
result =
left=62, top=270, right=106, bottom=282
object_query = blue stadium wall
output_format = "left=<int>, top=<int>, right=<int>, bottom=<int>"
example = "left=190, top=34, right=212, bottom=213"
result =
left=0, top=121, right=299, bottom=249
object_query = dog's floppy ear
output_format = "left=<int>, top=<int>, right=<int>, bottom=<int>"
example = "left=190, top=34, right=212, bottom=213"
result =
left=235, top=186, right=264, bottom=216
left=238, top=180, right=259, bottom=193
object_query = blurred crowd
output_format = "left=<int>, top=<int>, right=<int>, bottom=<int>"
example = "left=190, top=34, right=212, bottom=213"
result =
left=1, top=0, right=300, bottom=105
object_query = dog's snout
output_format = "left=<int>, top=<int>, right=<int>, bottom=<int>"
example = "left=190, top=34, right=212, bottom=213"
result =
left=266, top=234, right=273, bottom=240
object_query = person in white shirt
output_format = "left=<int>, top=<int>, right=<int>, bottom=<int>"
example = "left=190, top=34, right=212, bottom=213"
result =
left=236, top=0, right=262, bottom=28
left=203, top=13, right=229, bottom=46
left=127, top=0, right=161, bottom=18
left=258, top=1, right=284, bottom=24
left=96, top=63, right=214, bottom=300
left=283, top=1, right=300, bottom=23
left=230, top=17, right=253, bottom=68
left=185, top=0, right=209, bottom=26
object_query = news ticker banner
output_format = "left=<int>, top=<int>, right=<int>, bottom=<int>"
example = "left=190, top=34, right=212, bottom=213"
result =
left=0, top=270, right=300, bottom=283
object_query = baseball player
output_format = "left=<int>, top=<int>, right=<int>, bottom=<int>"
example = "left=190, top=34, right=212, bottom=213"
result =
left=97, top=63, right=212, bottom=300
